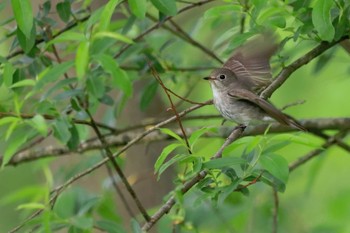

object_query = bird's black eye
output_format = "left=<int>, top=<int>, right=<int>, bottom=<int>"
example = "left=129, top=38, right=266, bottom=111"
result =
left=219, top=74, right=226, bottom=80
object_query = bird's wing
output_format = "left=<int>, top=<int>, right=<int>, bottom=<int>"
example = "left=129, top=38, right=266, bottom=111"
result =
left=223, top=33, right=278, bottom=92
left=228, top=89, right=306, bottom=131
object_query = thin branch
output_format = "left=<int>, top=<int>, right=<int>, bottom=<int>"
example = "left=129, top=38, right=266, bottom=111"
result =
left=261, top=36, right=349, bottom=99
left=148, top=59, right=192, bottom=153
left=288, top=131, right=346, bottom=171
left=5, top=117, right=350, bottom=166
left=86, top=110, right=150, bottom=222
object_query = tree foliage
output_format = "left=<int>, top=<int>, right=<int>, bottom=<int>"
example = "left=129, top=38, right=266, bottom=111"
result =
left=0, top=0, right=350, bottom=232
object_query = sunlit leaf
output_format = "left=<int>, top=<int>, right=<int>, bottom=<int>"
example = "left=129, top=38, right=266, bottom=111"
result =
left=154, top=143, right=183, bottom=174
left=312, top=0, right=335, bottom=42
left=128, top=0, right=147, bottom=18
left=11, top=0, right=33, bottom=38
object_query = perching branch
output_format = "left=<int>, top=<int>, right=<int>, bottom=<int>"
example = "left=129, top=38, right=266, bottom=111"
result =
left=5, top=117, right=350, bottom=166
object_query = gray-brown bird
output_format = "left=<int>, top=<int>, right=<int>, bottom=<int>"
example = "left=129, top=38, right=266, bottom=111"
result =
left=204, top=34, right=305, bottom=131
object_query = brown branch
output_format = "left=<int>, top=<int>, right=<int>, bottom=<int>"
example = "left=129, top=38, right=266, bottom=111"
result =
left=5, top=117, right=350, bottom=166
left=114, top=0, right=217, bottom=59
left=261, top=36, right=349, bottom=99
left=148, top=60, right=192, bottom=153
left=0, top=112, right=116, bottom=132
left=141, top=126, right=245, bottom=231
left=288, top=131, right=347, bottom=171
left=86, top=110, right=150, bottom=222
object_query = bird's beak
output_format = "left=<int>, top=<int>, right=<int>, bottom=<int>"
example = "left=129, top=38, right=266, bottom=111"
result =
left=203, top=76, right=214, bottom=80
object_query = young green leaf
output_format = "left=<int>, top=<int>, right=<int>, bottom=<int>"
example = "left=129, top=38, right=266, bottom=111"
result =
left=154, top=143, right=183, bottom=173
left=128, top=0, right=147, bottom=18
left=159, top=128, right=184, bottom=144
left=188, top=127, right=214, bottom=150
left=158, top=154, right=187, bottom=177
left=93, top=54, right=132, bottom=97
left=312, top=0, right=335, bottom=42
left=11, top=0, right=33, bottom=38
left=56, top=1, right=71, bottom=22
left=203, top=157, right=246, bottom=169
left=93, top=31, right=133, bottom=44
left=150, top=0, right=177, bottom=16
left=10, top=79, right=36, bottom=88
left=3, top=63, right=15, bottom=87
left=29, top=114, right=48, bottom=136
left=16, top=23, right=36, bottom=53
left=259, top=154, right=289, bottom=184
left=131, top=219, right=142, bottom=233
left=99, top=0, right=122, bottom=31
left=76, top=41, right=90, bottom=80
left=36, top=61, right=74, bottom=90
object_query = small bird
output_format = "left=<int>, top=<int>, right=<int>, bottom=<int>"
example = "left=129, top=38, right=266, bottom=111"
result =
left=204, top=34, right=305, bottom=131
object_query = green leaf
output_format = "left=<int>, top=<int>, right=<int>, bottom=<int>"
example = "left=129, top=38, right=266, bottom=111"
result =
left=312, top=0, right=335, bottom=42
left=128, top=0, right=147, bottom=18
left=259, top=154, right=289, bottom=184
left=29, top=114, right=48, bottom=136
left=150, top=0, right=177, bottom=16
left=16, top=23, right=36, bottom=54
left=67, top=124, right=80, bottom=150
left=75, top=41, right=90, bottom=80
left=99, top=0, right=122, bottom=31
left=71, top=216, right=94, bottom=230
left=3, top=63, right=15, bottom=87
left=140, top=80, right=158, bottom=111
left=131, top=219, right=142, bottom=233
left=17, top=202, right=46, bottom=210
left=53, top=117, right=71, bottom=144
left=10, top=79, right=36, bottom=88
left=93, top=54, right=132, bottom=96
left=87, top=75, right=105, bottom=99
left=46, top=31, right=86, bottom=48
left=96, top=220, right=126, bottom=233
left=56, top=1, right=71, bottom=22
left=159, top=128, right=184, bottom=144
left=154, top=143, right=183, bottom=174
left=158, top=154, right=187, bottom=177
left=11, top=0, right=33, bottom=38
left=188, top=127, right=214, bottom=150
left=204, top=5, right=241, bottom=19
left=203, top=157, right=246, bottom=169
left=93, top=31, right=133, bottom=44
left=36, top=61, right=74, bottom=89
left=2, top=126, right=29, bottom=167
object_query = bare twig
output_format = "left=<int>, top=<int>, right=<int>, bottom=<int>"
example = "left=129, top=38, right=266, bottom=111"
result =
left=148, top=60, right=192, bottom=152
left=86, top=110, right=150, bottom=222
left=288, top=131, right=346, bottom=171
